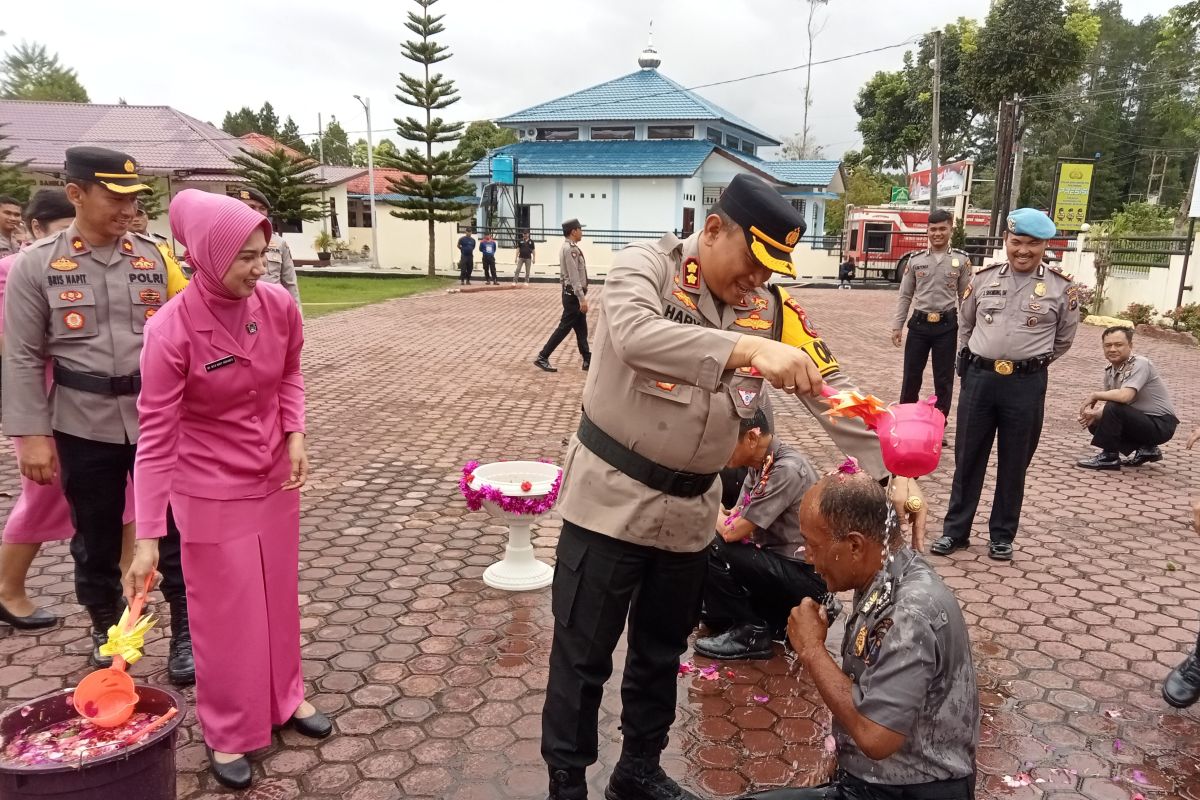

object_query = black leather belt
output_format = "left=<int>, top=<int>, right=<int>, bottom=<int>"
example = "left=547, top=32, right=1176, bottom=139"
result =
left=577, top=409, right=717, bottom=498
left=913, top=309, right=956, bottom=324
left=53, top=361, right=141, bottom=396
left=964, top=350, right=1051, bottom=376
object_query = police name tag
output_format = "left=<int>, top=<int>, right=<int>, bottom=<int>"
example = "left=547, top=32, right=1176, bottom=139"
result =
left=204, top=355, right=237, bottom=372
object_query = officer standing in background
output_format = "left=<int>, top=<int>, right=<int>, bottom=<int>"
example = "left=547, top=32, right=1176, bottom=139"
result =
left=0, top=196, right=22, bottom=258
left=129, top=202, right=189, bottom=298
left=515, top=230, right=535, bottom=283
left=1164, top=424, right=1200, bottom=709
left=891, top=209, right=971, bottom=423
left=534, top=219, right=590, bottom=373
left=541, top=175, right=925, bottom=800
left=2, top=147, right=194, bottom=684
left=236, top=188, right=301, bottom=307
left=931, top=208, right=1079, bottom=562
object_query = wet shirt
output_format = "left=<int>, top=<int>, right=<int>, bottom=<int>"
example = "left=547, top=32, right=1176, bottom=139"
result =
left=837, top=548, right=979, bottom=784
left=958, top=262, right=1079, bottom=361
left=737, top=438, right=818, bottom=560
left=1105, top=355, right=1176, bottom=418
left=892, top=248, right=971, bottom=329
left=2, top=226, right=170, bottom=444
left=560, top=239, right=588, bottom=296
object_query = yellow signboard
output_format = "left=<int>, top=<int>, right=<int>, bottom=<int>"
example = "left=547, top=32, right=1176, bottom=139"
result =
left=1052, top=161, right=1094, bottom=231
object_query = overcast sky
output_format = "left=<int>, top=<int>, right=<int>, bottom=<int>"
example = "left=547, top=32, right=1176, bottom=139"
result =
left=1, top=0, right=1183, bottom=159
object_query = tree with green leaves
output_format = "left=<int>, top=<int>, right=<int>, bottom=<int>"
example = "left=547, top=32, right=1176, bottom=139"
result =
left=352, top=137, right=402, bottom=167
left=230, top=147, right=325, bottom=225
left=257, top=102, right=280, bottom=140
left=222, top=106, right=260, bottom=137
left=137, top=178, right=169, bottom=220
left=0, top=124, right=32, bottom=203
left=453, top=121, right=517, bottom=163
left=855, top=70, right=926, bottom=176
left=0, top=42, right=89, bottom=102
left=823, top=150, right=899, bottom=235
left=319, top=117, right=353, bottom=166
left=388, top=0, right=475, bottom=275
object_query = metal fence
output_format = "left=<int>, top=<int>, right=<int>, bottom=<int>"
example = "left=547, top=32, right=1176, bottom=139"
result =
left=1085, top=235, right=1192, bottom=270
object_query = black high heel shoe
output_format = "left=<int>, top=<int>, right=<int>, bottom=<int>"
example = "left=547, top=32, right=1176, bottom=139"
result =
left=0, top=600, right=57, bottom=630
left=205, top=745, right=252, bottom=790
left=287, top=708, right=333, bottom=739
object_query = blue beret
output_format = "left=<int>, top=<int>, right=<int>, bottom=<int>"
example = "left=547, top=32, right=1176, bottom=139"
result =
left=1006, top=208, right=1056, bottom=240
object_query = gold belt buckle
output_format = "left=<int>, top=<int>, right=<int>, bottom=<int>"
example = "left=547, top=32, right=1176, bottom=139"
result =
left=927, top=312, right=941, bottom=323
left=994, top=360, right=1014, bottom=376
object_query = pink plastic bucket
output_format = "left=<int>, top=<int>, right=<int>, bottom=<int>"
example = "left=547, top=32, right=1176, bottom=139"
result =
left=878, top=398, right=945, bottom=478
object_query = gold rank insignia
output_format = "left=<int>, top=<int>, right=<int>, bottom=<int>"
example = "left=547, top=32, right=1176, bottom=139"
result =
left=239, top=190, right=251, bottom=200
left=1034, top=282, right=1046, bottom=297
left=854, top=625, right=868, bottom=657
left=71, top=238, right=85, bottom=252
left=655, top=382, right=677, bottom=392
left=672, top=288, right=697, bottom=311
left=121, top=240, right=134, bottom=254
left=962, top=285, right=972, bottom=300
left=50, top=257, right=78, bottom=272
left=124, top=160, right=135, bottom=174
left=785, top=227, right=801, bottom=247
left=734, top=311, right=772, bottom=331
left=130, top=257, right=156, bottom=270
left=63, top=311, right=85, bottom=330
left=59, top=290, right=84, bottom=302
left=683, top=258, right=701, bottom=289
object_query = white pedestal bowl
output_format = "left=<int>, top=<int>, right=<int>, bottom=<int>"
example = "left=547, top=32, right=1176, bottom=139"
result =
left=469, top=460, right=560, bottom=592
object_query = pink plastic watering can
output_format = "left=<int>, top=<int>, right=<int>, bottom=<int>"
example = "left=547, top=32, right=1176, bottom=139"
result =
left=877, top=397, right=945, bottom=478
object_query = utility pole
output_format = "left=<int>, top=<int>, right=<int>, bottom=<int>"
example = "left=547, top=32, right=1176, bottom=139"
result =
left=1008, top=95, right=1025, bottom=212
left=929, top=28, right=943, bottom=210
left=317, top=112, right=328, bottom=236
left=991, top=99, right=1014, bottom=238
left=1147, top=150, right=1167, bottom=206
left=353, top=95, right=380, bottom=269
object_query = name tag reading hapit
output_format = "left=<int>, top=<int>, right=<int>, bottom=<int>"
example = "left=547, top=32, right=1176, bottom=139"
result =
left=204, top=355, right=237, bottom=373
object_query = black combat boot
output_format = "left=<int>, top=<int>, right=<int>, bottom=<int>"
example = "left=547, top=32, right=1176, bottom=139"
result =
left=1163, top=646, right=1200, bottom=709
left=87, top=604, right=120, bottom=667
left=167, top=596, right=195, bottom=686
left=694, top=623, right=773, bottom=661
left=548, top=765, right=588, bottom=800
left=605, top=737, right=698, bottom=800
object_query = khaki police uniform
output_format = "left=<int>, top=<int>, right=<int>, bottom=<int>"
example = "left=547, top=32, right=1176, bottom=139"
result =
left=1089, top=354, right=1178, bottom=456
left=536, top=232, right=591, bottom=368
left=0, top=232, right=16, bottom=260
left=263, top=233, right=301, bottom=307
left=543, top=229, right=889, bottom=775
left=939, top=261, right=1079, bottom=555
left=2, top=146, right=192, bottom=679
left=744, top=549, right=980, bottom=800
left=893, top=248, right=971, bottom=418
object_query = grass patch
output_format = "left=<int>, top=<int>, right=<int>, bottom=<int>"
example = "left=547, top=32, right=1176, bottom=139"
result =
left=298, top=275, right=452, bottom=318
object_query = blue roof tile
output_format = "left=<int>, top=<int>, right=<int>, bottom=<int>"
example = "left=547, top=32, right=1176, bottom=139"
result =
left=468, top=140, right=718, bottom=178
left=497, top=69, right=780, bottom=145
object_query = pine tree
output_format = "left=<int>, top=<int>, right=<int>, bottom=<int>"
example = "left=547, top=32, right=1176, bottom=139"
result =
left=257, top=102, right=280, bottom=140
left=319, top=117, right=353, bottom=166
left=388, top=0, right=475, bottom=275
left=0, top=42, right=89, bottom=102
left=138, top=179, right=169, bottom=220
left=278, top=116, right=309, bottom=155
left=229, top=147, right=324, bottom=225
left=0, top=124, right=32, bottom=202
left=222, top=107, right=260, bottom=137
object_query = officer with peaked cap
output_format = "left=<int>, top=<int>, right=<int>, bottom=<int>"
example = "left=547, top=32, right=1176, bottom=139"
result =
left=236, top=187, right=301, bottom=307
left=542, top=173, right=926, bottom=800
left=2, top=146, right=194, bottom=684
left=931, top=208, right=1079, bottom=562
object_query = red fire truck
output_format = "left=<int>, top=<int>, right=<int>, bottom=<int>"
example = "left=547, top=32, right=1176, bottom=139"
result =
left=842, top=206, right=994, bottom=282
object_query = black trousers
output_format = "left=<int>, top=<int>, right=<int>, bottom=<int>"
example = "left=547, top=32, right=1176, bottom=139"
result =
left=54, top=431, right=186, bottom=612
left=539, top=290, right=590, bottom=361
left=481, top=255, right=497, bottom=283
left=900, top=314, right=957, bottom=419
left=741, top=770, right=974, bottom=800
left=703, top=536, right=827, bottom=633
left=542, top=522, right=707, bottom=769
left=1089, top=405, right=1178, bottom=455
left=458, top=257, right=474, bottom=283
left=942, top=366, right=1048, bottom=546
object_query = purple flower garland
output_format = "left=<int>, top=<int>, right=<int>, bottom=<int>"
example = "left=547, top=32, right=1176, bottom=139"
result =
left=459, top=460, right=563, bottom=516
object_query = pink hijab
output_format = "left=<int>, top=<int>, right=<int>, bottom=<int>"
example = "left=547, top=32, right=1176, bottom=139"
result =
left=169, top=189, right=273, bottom=333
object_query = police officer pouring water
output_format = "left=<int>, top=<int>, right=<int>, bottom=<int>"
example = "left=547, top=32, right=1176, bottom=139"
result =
left=2, top=147, right=194, bottom=684
left=891, top=209, right=970, bottom=424
left=931, top=208, right=1079, bottom=562
left=542, top=175, right=925, bottom=800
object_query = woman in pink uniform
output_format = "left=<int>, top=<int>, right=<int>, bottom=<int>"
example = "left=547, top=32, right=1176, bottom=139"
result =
left=125, top=189, right=329, bottom=790
left=0, top=190, right=136, bottom=630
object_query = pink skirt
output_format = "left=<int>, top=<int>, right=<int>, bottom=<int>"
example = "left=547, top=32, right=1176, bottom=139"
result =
left=3, top=438, right=135, bottom=544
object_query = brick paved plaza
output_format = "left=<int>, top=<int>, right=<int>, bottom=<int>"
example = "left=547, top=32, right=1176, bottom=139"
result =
left=1, top=284, right=1198, bottom=799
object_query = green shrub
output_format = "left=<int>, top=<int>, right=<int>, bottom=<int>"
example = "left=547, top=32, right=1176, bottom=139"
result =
left=1116, top=302, right=1156, bottom=326
left=1164, top=303, right=1200, bottom=339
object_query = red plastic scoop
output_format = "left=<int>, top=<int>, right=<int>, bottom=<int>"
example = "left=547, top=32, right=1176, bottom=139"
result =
left=73, top=574, right=154, bottom=728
